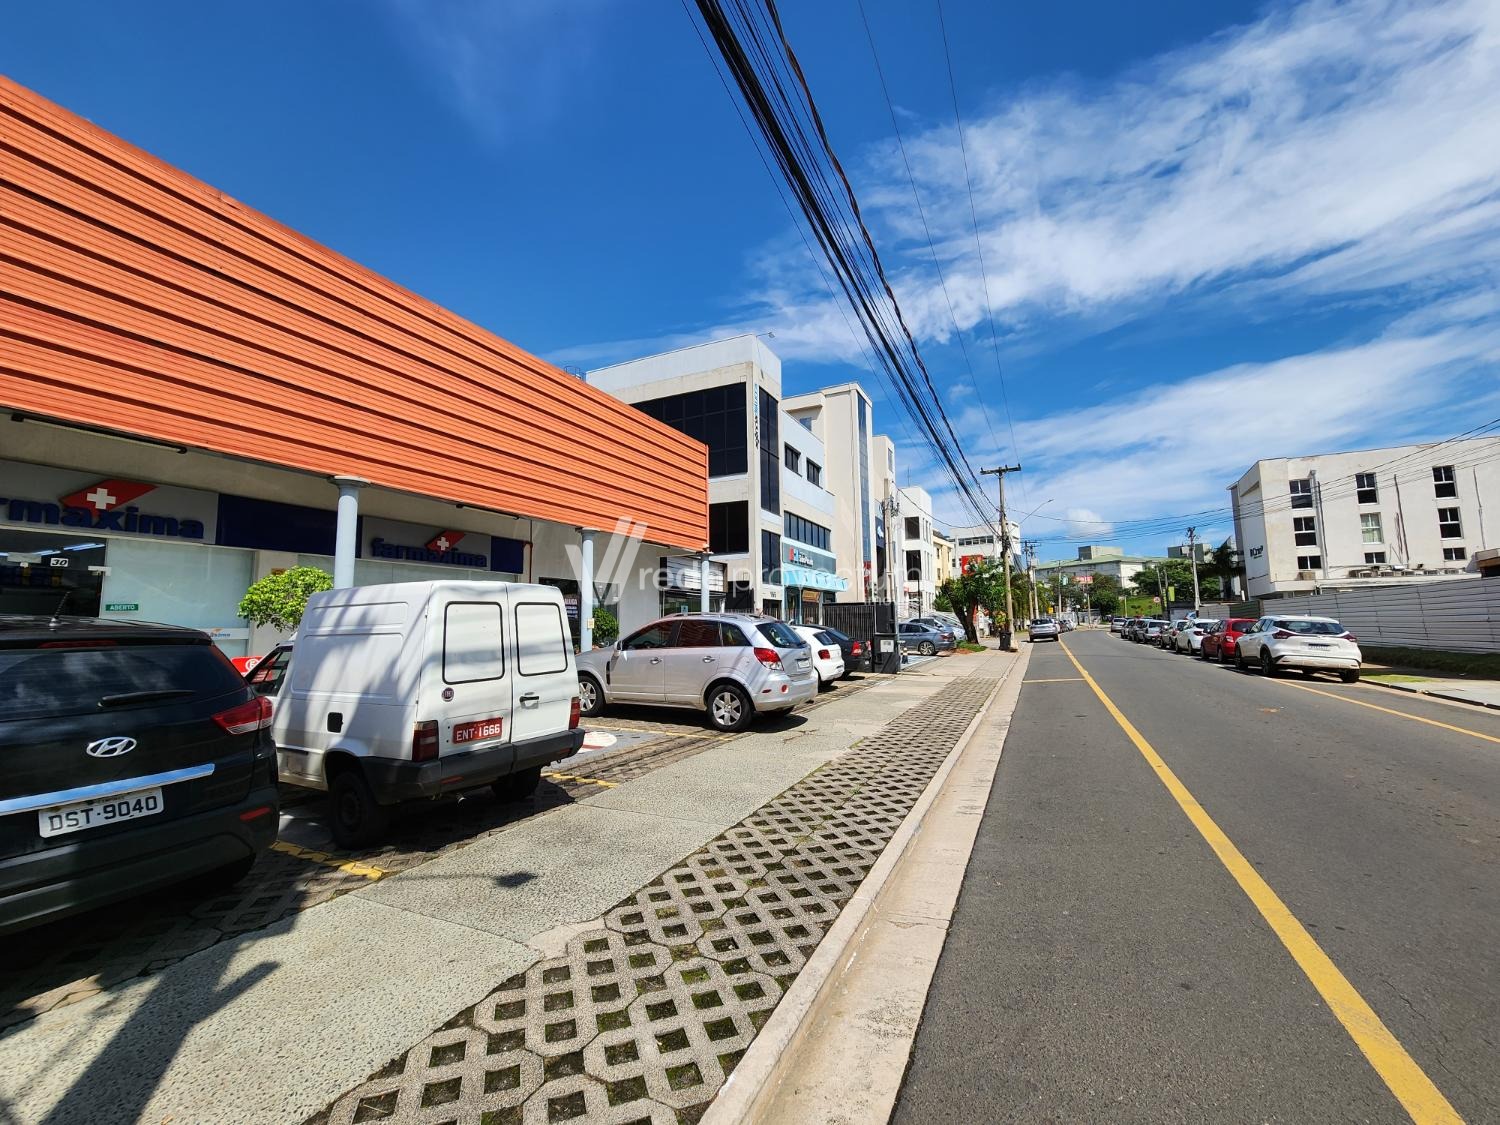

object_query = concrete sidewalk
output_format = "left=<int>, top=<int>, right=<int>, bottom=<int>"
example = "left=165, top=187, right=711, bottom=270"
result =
left=1366, top=674, right=1500, bottom=710
left=0, top=658, right=985, bottom=1125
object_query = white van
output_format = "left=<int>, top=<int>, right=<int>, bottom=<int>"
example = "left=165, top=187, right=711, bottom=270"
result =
left=248, top=580, right=584, bottom=847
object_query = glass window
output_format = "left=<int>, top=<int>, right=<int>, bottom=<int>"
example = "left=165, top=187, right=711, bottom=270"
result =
left=0, top=643, right=244, bottom=720
left=635, top=384, right=748, bottom=477
left=784, top=444, right=800, bottom=473
left=1433, top=466, right=1457, bottom=498
left=103, top=538, right=256, bottom=658
left=806, top=461, right=822, bottom=487
left=1293, top=516, right=1317, bottom=546
left=0, top=526, right=108, bottom=618
left=1296, top=554, right=1322, bottom=570
left=443, top=602, right=506, bottom=683
left=709, top=502, right=750, bottom=555
left=1289, top=479, right=1313, bottom=509
left=1360, top=513, right=1382, bottom=543
left=1443, top=546, right=1467, bottom=561
left=1438, top=507, right=1462, bottom=538
left=759, top=389, right=781, bottom=515
left=675, top=619, right=721, bottom=647
left=905, top=516, right=920, bottom=539
left=1355, top=472, right=1378, bottom=504
left=1272, top=618, right=1346, bottom=636
left=249, top=646, right=293, bottom=696
left=761, top=530, right=781, bottom=585
left=1364, top=551, right=1386, bottom=564
left=720, top=622, right=749, bottom=647
left=515, top=602, right=569, bottom=676
left=622, top=622, right=673, bottom=650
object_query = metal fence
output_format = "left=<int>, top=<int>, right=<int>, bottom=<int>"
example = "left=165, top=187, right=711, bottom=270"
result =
left=1254, top=578, right=1500, bottom=652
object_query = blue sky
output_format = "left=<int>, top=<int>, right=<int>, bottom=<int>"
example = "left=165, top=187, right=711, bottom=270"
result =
left=6, top=0, right=1498, bottom=557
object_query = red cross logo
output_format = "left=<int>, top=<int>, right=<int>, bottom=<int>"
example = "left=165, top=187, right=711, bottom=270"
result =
left=426, top=529, right=466, bottom=554
left=59, top=479, right=157, bottom=512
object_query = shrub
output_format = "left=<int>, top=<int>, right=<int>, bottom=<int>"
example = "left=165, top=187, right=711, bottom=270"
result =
left=237, top=566, right=333, bottom=632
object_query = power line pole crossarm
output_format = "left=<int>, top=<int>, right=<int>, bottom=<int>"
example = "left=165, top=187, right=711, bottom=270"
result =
left=981, top=464, right=1022, bottom=652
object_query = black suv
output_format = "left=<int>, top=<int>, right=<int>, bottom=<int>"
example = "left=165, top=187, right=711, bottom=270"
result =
left=0, top=616, right=279, bottom=935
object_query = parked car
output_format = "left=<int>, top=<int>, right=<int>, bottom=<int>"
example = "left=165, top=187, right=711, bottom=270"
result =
left=1140, top=619, right=1171, bottom=644
left=1161, top=620, right=1192, bottom=649
left=1201, top=617, right=1257, bottom=663
left=1123, top=617, right=1148, bottom=641
left=1029, top=617, right=1061, bottom=643
left=1110, top=617, right=1126, bottom=633
left=818, top=626, right=868, bottom=676
left=577, top=612, right=816, bottom=735
left=897, top=620, right=956, bottom=656
left=1233, top=615, right=1362, bottom=682
left=253, top=581, right=585, bottom=848
left=1174, top=618, right=1219, bottom=655
left=793, top=625, right=846, bottom=689
left=1, top=616, right=279, bottom=935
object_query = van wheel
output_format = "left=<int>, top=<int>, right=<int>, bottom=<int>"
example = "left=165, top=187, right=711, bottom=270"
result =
left=1341, top=670, right=1360, bottom=684
left=707, top=683, right=752, bottom=732
left=577, top=674, right=605, bottom=717
left=329, top=769, right=391, bottom=850
left=493, top=766, right=543, bottom=803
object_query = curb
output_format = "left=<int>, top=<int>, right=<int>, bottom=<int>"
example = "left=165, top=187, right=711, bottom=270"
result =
left=702, top=650, right=1025, bottom=1125
left=1366, top=678, right=1500, bottom=711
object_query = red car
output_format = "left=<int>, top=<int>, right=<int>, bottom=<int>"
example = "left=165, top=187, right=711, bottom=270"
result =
left=1201, top=618, right=1257, bottom=663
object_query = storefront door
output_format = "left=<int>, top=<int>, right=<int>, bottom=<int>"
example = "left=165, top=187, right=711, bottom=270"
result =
left=0, top=527, right=107, bottom=616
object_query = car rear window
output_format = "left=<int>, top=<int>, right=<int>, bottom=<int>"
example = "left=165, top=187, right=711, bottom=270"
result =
left=1273, top=619, right=1346, bottom=635
left=756, top=621, right=802, bottom=648
left=0, top=644, right=243, bottom=721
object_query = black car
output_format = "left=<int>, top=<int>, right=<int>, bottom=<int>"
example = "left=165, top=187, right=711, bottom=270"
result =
left=817, top=626, right=868, bottom=677
left=0, top=616, right=279, bottom=935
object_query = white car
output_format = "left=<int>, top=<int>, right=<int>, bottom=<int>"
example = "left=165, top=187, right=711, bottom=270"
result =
left=794, top=625, right=846, bottom=688
left=1234, top=614, right=1362, bottom=682
left=1173, top=618, right=1219, bottom=654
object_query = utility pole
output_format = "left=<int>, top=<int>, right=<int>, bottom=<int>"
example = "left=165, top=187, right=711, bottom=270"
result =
left=980, top=465, right=1021, bottom=651
left=1186, top=526, right=1201, bottom=612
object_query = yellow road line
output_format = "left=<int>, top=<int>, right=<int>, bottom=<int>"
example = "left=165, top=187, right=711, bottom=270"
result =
left=544, top=772, right=619, bottom=788
left=1023, top=677, right=1087, bottom=683
left=1059, top=641, right=1462, bottom=1125
left=1267, top=680, right=1500, bottom=746
left=271, top=841, right=389, bottom=881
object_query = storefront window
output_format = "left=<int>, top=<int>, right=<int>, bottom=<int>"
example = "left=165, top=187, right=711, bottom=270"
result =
left=0, top=527, right=107, bottom=617
left=105, top=538, right=255, bottom=656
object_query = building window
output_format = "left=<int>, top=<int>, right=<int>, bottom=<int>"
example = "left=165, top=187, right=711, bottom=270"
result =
left=904, top=516, right=920, bottom=540
left=635, top=383, right=748, bottom=477
left=1293, top=515, right=1318, bottom=547
left=784, top=513, right=831, bottom=552
left=783, top=444, right=801, bottom=473
left=759, top=389, right=780, bottom=515
left=905, top=550, right=922, bottom=581
left=1289, top=478, right=1313, bottom=509
left=761, top=530, right=781, bottom=585
left=1296, top=554, right=1322, bottom=570
left=858, top=401, right=872, bottom=572
left=1438, top=507, right=1462, bottom=538
left=1443, top=546, right=1467, bottom=561
left=1360, top=513, right=1382, bottom=543
left=1355, top=472, right=1378, bottom=504
left=806, top=460, right=821, bottom=487
left=709, top=502, right=750, bottom=555
left=1364, top=551, right=1386, bottom=565
left=1433, top=465, right=1457, bottom=498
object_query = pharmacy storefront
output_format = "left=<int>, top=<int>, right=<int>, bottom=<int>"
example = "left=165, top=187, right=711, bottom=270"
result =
left=0, top=459, right=528, bottom=657
left=780, top=542, right=847, bottom=625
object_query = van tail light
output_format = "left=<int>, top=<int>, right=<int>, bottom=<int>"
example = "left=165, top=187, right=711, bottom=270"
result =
left=1272, top=630, right=1293, bottom=640
left=412, top=720, right=440, bottom=763
left=569, top=696, right=581, bottom=730
left=214, top=696, right=273, bottom=735
left=818, top=648, right=832, bottom=660
left=753, top=647, right=784, bottom=671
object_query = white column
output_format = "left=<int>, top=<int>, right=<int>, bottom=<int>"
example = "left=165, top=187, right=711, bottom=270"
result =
left=699, top=554, right=712, bottom=612
left=331, top=476, right=367, bottom=590
left=579, top=529, right=596, bottom=651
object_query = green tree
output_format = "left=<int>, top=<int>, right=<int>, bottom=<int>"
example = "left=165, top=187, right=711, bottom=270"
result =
left=237, top=566, right=333, bottom=632
left=1089, top=574, right=1122, bottom=616
left=592, top=606, right=619, bottom=646
left=936, top=558, right=1005, bottom=643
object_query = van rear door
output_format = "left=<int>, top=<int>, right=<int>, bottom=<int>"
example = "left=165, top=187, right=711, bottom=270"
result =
left=435, top=597, right=515, bottom=771
left=509, top=595, right=576, bottom=743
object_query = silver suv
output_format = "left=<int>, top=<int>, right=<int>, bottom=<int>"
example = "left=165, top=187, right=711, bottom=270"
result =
left=576, top=614, right=817, bottom=732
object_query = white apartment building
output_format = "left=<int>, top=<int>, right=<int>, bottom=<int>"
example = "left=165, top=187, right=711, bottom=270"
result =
left=947, top=520, right=1022, bottom=576
left=1229, top=438, right=1500, bottom=599
left=784, top=383, right=891, bottom=602
left=895, top=485, right=938, bottom=617
left=588, top=336, right=847, bottom=622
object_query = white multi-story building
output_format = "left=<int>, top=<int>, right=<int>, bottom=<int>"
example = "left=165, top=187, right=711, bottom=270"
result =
left=784, top=383, right=892, bottom=602
left=895, top=485, right=937, bottom=617
left=1229, top=438, right=1500, bottom=599
left=947, top=520, right=1022, bottom=576
left=588, top=336, right=847, bottom=622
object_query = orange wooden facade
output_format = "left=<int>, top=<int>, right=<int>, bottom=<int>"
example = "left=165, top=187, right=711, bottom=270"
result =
left=0, top=78, right=708, bottom=550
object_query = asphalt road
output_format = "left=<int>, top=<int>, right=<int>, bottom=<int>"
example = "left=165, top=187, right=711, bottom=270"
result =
left=894, top=628, right=1500, bottom=1124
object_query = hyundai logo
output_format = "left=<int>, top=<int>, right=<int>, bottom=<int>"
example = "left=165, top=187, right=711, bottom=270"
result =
left=85, top=736, right=137, bottom=759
